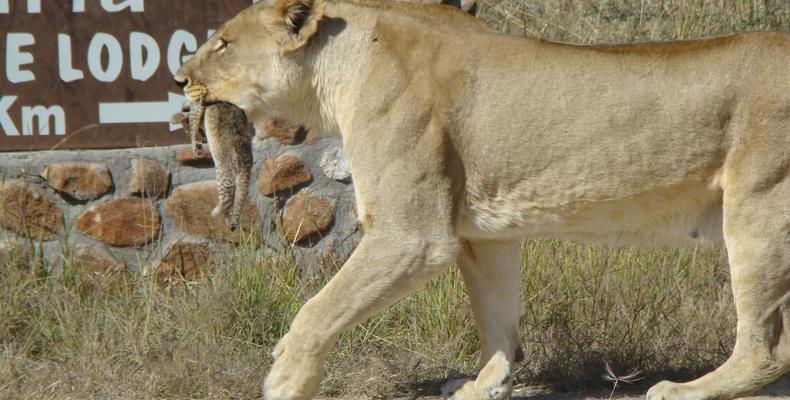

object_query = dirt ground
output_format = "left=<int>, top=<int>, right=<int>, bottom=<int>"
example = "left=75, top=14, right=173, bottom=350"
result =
left=463, top=379, right=790, bottom=400
left=503, top=380, right=790, bottom=400
left=327, top=376, right=790, bottom=400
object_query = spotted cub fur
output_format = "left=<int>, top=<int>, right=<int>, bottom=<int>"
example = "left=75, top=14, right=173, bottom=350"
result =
left=171, top=101, right=252, bottom=231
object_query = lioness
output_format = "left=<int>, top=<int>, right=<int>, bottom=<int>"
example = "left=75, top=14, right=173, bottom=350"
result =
left=174, top=1, right=790, bottom=399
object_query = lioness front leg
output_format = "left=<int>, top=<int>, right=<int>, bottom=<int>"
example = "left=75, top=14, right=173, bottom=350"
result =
left=263, top=232, right=458, bottom=399
left=443, top=240, right=522, bottom=400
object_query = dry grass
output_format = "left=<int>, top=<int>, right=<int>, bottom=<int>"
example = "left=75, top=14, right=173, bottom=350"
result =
left=2, top=1, right=789, bottom=399
left=0, top=238, right=732, bottom=399
left=517, top=241, right=733, bottom=389
left=477, top=0, right=789, bottom=42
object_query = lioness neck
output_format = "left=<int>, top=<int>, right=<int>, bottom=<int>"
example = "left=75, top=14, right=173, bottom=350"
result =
left=292, top=0, right=492, bottom=139
left=284, top=5, right=366, bottom=137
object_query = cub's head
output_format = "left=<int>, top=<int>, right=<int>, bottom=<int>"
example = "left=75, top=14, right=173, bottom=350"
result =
left=174, top=0, right=326, bottom=121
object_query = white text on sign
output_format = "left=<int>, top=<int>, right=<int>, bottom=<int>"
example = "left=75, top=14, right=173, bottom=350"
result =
left=0, top=0, right=145, bottom=14
left=5, top=31, right=201, bottom=84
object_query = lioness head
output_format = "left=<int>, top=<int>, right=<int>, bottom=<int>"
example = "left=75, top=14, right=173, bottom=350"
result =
left=174, top=0, right=478, bottom=127
left=174, top=0, right=326, bottom=123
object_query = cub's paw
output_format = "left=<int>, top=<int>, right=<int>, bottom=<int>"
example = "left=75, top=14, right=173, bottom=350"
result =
left=646, top=381, right=705, bottom=400
left=227, top=215, right=240, bottom=232
left=170, top=111, right=189, bottom=126
left=192, top=143, right=204, bottom=156
left=210, top=206, right=223, bottom=218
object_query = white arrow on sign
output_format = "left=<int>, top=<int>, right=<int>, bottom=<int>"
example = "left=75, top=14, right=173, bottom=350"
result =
left=98, top=92, right=185, bottom=131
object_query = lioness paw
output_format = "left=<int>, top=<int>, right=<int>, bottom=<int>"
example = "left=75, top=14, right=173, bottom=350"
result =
left=262, top=346, right=323, bottom=400
left=646, top=381, right=706, bottom=400
left=442, top=378, right=476, bottom=400
left=442, top=378, right=511, bottom=400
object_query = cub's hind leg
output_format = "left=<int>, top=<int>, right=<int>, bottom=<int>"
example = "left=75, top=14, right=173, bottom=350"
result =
left=212, top=168, right=235, bottom=221
left=444, top=239, right=522, bottom=400
left=648, top=121, right=790, bottom=400
left=228, top=165, right=250, bottom=231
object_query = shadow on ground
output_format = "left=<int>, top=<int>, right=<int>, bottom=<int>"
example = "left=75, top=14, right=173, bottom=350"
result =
left=509, top=375, right=790, bottom=400
left=394, top=375, right=790, bottom=400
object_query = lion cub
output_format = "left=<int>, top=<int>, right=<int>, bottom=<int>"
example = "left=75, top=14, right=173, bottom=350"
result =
left=171, top=101, right=252, bottom=231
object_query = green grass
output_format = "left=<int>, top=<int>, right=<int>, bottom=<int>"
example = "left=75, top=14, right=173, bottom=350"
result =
left=3, top=0, right=789, bottom=398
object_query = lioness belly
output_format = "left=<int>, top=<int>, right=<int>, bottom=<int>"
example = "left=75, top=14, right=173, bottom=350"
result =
left=456, top=113, right=728, bottom=246
left=457, top=183, right=723, bottom=246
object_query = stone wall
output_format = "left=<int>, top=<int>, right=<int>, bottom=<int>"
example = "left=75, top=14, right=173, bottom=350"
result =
left=0, top=126, right=360, bottom=279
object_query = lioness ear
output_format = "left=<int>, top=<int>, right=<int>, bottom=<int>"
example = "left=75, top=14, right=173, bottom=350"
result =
left=395, top=0, right=476, bottom=14
left=264, top=0, right=326, bottom=51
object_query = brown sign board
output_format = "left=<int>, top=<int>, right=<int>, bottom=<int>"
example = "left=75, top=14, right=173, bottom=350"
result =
left=0, top=0, right=253, bottom=151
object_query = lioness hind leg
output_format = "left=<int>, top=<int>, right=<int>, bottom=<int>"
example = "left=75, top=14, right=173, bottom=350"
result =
left=648, top=139, right=790, bottom=399
left=263, top=232, right=458, bottom=400
left=443, top=240, right=522, bottom=400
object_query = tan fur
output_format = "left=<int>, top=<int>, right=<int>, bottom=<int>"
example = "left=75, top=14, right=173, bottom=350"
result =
left=175, top=1, right=790, bottom=399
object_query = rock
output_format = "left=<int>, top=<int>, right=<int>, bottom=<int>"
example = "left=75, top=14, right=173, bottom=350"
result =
left=174, top=146, right=213, bottom=165
left=257, top=154, right=311, bottom=196
left=73, top=197, right=160, bottom=247
left=0, top=180, right=63, bottom=241
left=127, top=158, right=169, bottom=199
left=152, top=241, right=215, bottom=286
left=319, top=235, right=340, bottom=269
left=319, top=147, right=352, bottom=182
left=258, top=119, right=302, bottom=145
left=255, top=119, right=317, bottom=145
left=164, top=181, right=259, bottom=244
left=276, top=190, right=333, bottom=244
left=318, top=232, right=359, bottom=269
left=69, top=247, right=127, bottom=293
left=40, top=162, right=112, bottom=201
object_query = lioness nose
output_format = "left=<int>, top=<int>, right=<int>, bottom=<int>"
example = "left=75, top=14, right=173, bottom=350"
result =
left=175, top=77, right=190, bottom=89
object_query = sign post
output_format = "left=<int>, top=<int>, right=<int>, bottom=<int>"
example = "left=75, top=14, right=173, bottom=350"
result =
left=0, top=0, right=252, bottom=151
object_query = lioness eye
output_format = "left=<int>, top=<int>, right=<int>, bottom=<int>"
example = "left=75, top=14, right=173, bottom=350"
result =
left=214, top=38, right=230, bottom=53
